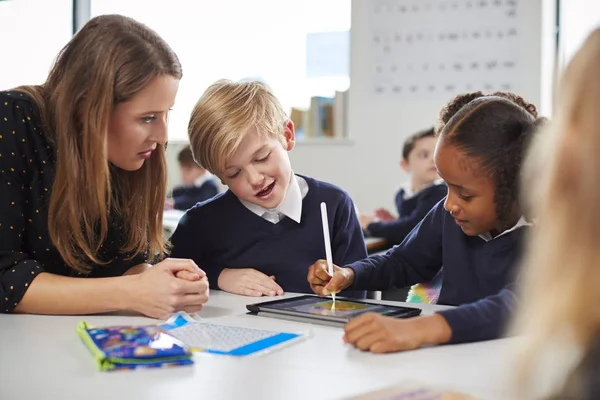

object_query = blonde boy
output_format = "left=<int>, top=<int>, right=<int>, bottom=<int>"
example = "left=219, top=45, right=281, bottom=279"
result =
left=169, top=80, right=367, bottom=297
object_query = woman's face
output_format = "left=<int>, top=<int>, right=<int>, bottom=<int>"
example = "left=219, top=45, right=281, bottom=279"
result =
left=107, top=75, right=179, bottom=171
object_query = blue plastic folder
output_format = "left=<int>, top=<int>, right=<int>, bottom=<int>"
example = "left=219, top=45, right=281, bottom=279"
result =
left=160, top=312, right=307, bottom=356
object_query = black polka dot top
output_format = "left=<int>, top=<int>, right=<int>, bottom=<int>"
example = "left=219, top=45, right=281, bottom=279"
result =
left=0, top=90, right=148, bottom=313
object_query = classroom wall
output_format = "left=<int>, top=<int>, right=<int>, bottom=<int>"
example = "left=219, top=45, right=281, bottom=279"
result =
left=288, top=0, right=553, bottom=213
left=167, top=0, right=555, bottom=214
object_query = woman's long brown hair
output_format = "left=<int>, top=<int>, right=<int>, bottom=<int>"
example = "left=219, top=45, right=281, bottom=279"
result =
left=17, top=14, right=182, bottom=273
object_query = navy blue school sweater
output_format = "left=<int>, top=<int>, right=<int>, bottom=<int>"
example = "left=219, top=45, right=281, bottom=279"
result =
left=394, top=188, right=404, bottom=216
left=348, top=199, right=528, bottom=344
left=169, top=175, right=367, bottom=297
left=172, top=180, right=219, bottom=211
left=367, top=183, right=447, bottom=244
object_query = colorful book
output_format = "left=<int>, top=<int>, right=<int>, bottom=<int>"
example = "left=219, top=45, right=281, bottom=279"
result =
left=76, top=321, right=193, bottom=372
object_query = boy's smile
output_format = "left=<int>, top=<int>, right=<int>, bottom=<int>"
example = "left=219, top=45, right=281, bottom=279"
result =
left=255, top=180, right=276, bottom=200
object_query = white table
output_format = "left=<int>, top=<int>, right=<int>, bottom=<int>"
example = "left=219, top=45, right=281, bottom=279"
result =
left=0, top=292, right=516, bottom=400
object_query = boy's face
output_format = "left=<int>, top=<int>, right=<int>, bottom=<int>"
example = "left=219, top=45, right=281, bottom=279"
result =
left=220, top=122, right=295, bottom=209
left=434, top=141, right=498, bottom=236
left=180, top=165, right=206, bottom=186
left=402, top=136, right=439, bottom=185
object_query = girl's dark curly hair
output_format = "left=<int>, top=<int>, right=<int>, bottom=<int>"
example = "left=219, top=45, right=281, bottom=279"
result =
left=437, top=91, right=540, bottom=224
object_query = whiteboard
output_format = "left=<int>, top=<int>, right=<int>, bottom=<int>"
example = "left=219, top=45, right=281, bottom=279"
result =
left=368, top=0, right=523, bottom=98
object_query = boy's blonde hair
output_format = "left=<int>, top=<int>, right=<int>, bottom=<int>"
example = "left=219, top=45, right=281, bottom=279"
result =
left=513, top=28, right=600, bottom=397
left=188, top=80, right=288, bottom=175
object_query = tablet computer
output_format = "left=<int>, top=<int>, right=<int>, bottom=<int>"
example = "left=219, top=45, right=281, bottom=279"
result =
left=246, top=295, right=421, bottom=326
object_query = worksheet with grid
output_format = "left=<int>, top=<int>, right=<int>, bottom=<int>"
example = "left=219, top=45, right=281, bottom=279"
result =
left=161, top=314, right=306, bottom=356
left=168, top=323, right=281, bottom=352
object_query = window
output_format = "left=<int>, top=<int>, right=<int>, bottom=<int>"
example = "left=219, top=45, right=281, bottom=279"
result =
left=91, top=0, right=351, bottom=141
left=0, top=0, right=72, bottom=90
left=559, top=0, right=600, bottom=68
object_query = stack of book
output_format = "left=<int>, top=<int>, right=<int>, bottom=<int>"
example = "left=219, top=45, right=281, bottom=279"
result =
left=291, top=89, right=348, bottom=140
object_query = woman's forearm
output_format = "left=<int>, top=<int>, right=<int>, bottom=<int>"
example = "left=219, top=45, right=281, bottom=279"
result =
left=13, top=272, right=137, bottom=315
left=123, top=263, right=152, bottom=276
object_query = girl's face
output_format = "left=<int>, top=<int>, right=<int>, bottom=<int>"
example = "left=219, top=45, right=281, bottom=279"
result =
left=434, top=141, right=500, bottom=237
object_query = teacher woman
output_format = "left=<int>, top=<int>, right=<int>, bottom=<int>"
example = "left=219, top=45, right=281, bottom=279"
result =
left=0, top=14, right=208, bottom=318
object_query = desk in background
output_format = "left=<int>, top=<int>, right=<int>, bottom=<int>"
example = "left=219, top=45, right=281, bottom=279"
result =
left=0, top=291, right=516, bottom=400
left=365, top=237, right=391, bottom=255
left=163, top=209, right=185, bottom=237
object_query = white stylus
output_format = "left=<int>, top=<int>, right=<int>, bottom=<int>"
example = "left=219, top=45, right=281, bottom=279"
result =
left=320, top=202, right=336, bottom=303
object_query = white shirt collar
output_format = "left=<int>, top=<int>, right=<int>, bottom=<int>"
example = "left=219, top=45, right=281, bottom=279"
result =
left=193, top=172, right=213, bottom=188
left=399, top=181, right=414, bottom=200
left=240, top=174, right=308, bottom=224
left=478, top=215, right=531, bottom=242
left=401, top=178, right=444, bottom=200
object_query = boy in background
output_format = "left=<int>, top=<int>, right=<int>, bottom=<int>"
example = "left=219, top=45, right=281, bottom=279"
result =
left=170, top=80, right=367, bottom=297
left=169, top=145, right=219, bottom=211
left=360, top=127, right=446, bottom=245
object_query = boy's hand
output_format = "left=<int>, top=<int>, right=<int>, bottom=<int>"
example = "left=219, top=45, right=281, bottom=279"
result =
left=359, top=214, right=375, bottom=230
left=307, top=259, right=354, bottom=296
left=343, top=313, right=452, bottom=353
left=374, top=207, right=396, bottom=222
left=218, top=268, right=284, bottom=297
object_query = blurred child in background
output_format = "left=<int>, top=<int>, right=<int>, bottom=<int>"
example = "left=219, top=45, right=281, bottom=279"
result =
left=360, top=127, right=446, bottom=245
left=168, top=145, right=219, bottom=211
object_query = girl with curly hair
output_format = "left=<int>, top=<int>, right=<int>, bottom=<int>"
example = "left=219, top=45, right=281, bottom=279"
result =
left=307, top=91, right=542, bottom=353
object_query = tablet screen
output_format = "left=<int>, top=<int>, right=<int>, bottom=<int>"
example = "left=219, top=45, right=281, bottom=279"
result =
left=258, top=296, right=417, bottom=320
